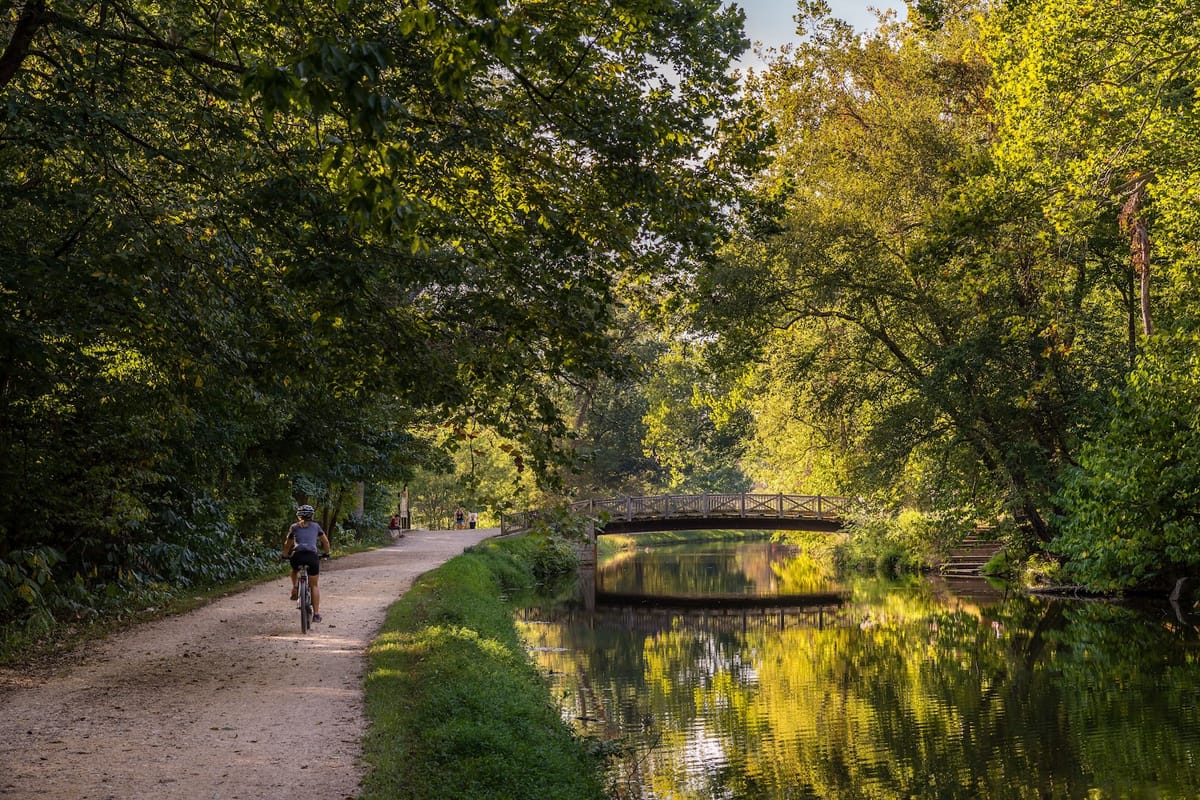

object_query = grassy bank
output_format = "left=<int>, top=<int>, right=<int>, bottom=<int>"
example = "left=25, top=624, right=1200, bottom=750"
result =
left=360, top=535, right=607, bottom=800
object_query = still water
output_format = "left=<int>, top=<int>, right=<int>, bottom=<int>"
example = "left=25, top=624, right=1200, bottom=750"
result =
left=517, top=535, right=1200, bottom=799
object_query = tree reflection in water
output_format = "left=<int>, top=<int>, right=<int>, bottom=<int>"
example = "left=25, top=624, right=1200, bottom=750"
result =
left=518, top=538, right=1200, bottom=800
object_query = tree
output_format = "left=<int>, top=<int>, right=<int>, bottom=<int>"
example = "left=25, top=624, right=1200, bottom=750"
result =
left=985, top=0, right=1200, bottom=583
left=641, top=341, right=753, bottom=493
left=0, top=0, right=755, bottom=625
left=697, top=0, right=1113, bottom=538
left=1053, top=332, right=1200, bottom=590
left=985, top=0, right=1200, bottom=340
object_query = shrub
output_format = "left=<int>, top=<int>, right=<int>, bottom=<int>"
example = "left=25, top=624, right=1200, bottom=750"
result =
left=1053, top=332, right=1200, bottom=591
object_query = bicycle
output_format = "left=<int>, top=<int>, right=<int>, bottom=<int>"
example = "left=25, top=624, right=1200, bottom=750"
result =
left=297, top=562, right=315, bottom=633
left=292, top=553, right=329, bottom=634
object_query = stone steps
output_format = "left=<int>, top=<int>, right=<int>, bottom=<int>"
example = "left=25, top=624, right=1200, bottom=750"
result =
left=939, top=535, right=1004, bottom=577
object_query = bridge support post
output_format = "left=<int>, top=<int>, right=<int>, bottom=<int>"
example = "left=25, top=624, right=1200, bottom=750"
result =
left=580, top=519, right=597, bottom=611
left=572, top=519, right=597, bottom=569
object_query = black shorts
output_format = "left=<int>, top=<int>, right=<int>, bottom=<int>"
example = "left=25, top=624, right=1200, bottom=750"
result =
left=290, top=549, right=321, bottom=575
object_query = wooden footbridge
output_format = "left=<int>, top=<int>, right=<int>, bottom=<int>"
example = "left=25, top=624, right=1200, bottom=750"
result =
left=501, top=493, right=852, bottom=536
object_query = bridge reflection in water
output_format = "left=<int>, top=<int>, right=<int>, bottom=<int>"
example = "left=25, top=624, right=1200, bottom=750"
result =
left=547, top=559, right=851, bottom=628
left=523, top=591, right=853, bottom=634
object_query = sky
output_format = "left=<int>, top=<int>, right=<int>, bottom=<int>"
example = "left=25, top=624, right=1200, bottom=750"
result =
left=733, top=0, right=902, bottom=66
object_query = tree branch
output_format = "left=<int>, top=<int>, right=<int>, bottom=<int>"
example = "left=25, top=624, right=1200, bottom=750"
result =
left=45, top=7, right=245, bottom=74
left=0, top=0, right=45, bottom=90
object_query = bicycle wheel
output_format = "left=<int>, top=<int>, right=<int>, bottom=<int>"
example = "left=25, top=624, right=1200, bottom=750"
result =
left=299, top=579, right=312, bottom=633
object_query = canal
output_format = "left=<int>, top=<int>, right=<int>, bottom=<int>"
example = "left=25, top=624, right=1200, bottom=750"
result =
left=516, top=533, right=1200, bottom=799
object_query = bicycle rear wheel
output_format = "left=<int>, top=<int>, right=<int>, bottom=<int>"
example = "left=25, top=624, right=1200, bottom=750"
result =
left=299, top=579, right=312, bottom=633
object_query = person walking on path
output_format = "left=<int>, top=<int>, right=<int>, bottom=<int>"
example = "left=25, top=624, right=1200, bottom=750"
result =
left=400, top=485, right=410, bottom=530
left=468, top=510, right=478, bottom=529
left=454, top=506, right=465, bottom=529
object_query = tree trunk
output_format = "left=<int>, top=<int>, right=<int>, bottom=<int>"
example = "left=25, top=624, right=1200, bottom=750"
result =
left=1119, top=174, right=1153, bottom=337
left=0, top=0, right=45, bottom=90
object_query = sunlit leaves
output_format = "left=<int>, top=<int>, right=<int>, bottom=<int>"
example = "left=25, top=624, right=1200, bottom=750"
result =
left=705, top=2, right=1064, bottom=522
left=985, top=0, right=1200, bottom=327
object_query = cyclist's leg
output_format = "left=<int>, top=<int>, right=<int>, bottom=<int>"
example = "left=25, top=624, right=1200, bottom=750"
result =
left=288, top=552, right=302, bottom=600
left=310, top=574, right=320, bottom=616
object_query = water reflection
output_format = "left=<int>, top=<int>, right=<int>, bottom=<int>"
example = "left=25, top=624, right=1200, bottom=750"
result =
left=518, top=536, right=1200, bottom=799
left=597, top=538, right=839, bottom=598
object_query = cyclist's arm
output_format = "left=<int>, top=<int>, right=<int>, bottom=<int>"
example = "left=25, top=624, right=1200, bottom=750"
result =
left=318, top=532, right=331, bottom=556
left=283, top=529, right=295, bottom=559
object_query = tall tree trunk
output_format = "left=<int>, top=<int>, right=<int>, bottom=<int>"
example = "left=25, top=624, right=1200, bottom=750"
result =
left=1119, top=174, right=1153, bottom=337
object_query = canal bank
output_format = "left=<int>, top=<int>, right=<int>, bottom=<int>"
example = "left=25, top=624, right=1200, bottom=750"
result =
left=358, top=533, right=608, bottom=800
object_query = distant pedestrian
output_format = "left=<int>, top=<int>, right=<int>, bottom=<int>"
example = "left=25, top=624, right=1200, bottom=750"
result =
left=468, top=511, right=478, bottom=530
left=388, top=515, right=400, bottom=539
left=454, top=507, right=465, bottom=530
left=400, top=486, right=410, bottom=530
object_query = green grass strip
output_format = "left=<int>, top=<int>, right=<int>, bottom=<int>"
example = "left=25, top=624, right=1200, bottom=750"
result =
left=360, top=536, right=607, bottom=800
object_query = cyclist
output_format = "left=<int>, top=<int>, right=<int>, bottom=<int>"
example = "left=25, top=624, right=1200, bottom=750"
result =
left=283, top=504, right=332, bottom=623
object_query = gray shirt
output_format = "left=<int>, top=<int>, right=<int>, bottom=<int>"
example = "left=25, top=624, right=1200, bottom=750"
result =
left=289, top=521, right=324, bottom=553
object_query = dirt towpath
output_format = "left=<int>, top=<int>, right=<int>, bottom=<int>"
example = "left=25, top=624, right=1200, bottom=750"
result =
left=0, top=527, right=496, bottom=800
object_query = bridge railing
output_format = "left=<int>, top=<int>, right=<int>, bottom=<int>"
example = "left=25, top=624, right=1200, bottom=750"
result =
left=500, top=493, right=851, bottom=536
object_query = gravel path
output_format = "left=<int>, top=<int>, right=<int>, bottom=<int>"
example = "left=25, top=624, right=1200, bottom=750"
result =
left=0, top=528, right=495, bottom=800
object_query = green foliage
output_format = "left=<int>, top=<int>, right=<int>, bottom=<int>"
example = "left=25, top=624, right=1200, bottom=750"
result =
left=1, top=0, right=753, bottom=628
left=979, top=543, right=1025, bottom=579
left=835, top=509, right=968, bottom=575
left=689, top=0, right=1200, bottom=587
left=1052, top=332, right=1200, bottom=591
left=979, top=0, right=1200, bottom=589
left=1019, top=553, right=1069, bottom=591
left=0, top=547, right=78, bottom=637
left=472, top=531, right=582, bottom=588
left=986, top=0, right=1200, bottom=331
left=525, top=535, right=581, bottom=585
left=362, top=537, right=606, bottom=800
left=507, top=504, right=590, bottom=583
left=641, top=341, right=753, bottom=493
left=696, top=0, right=1107, bottom=541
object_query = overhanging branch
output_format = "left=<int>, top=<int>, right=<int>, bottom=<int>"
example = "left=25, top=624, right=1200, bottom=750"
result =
left=0, top=0, right=45, bottom=90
